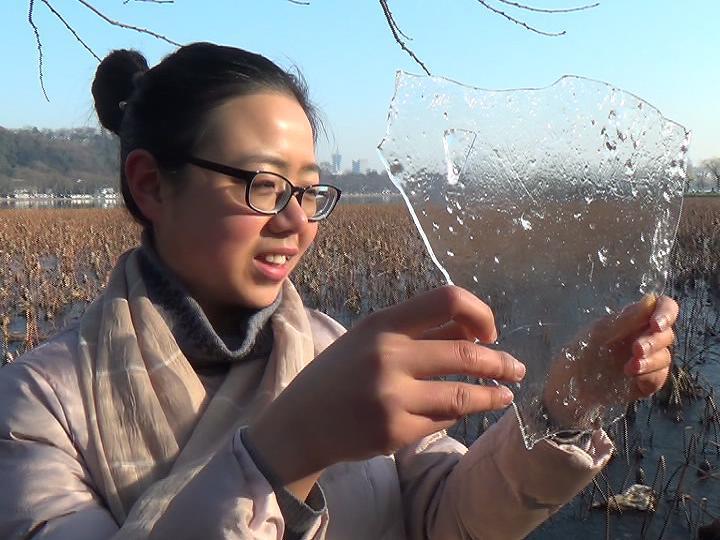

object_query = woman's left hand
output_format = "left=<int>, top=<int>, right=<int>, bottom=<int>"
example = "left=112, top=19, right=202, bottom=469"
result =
left=542, top=294, right=679, bottom=429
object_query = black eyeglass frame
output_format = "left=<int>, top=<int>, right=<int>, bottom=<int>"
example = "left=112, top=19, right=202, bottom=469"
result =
left=186, top=156, right=341, bottom=221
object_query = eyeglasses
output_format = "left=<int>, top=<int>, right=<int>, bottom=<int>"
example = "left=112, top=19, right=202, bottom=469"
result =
left=186, top=156, right=341, bottom=221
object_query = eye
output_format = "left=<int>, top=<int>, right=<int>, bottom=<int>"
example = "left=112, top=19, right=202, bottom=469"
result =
left=251, top=173, right=284, bottom=191
left=253, top=181, right=277, bottom=190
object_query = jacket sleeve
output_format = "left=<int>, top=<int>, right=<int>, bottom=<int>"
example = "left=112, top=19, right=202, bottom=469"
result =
left=394, top=410, right=614, bottom=540
left=0, top=361, right=328, bottom=540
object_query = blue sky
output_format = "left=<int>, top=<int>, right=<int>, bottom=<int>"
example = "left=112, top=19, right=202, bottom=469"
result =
left=2, top=1, right=718, bottom=170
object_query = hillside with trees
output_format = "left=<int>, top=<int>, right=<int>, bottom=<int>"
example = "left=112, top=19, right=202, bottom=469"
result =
left=1, top=125, right=715, bottom=198
left=0, top=126, right=397, bottom=197
left=0, top=126, right=118, bottom=196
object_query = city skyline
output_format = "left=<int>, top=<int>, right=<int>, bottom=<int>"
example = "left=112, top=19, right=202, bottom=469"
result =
left=321, top=151, right=375, bottom=176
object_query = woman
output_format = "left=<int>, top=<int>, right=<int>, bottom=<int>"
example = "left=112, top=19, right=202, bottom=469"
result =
left=0, top=43, right=677, bottom=540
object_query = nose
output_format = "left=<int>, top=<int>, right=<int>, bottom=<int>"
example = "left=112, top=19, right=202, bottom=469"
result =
left=267, top=195, right=308, bottom=233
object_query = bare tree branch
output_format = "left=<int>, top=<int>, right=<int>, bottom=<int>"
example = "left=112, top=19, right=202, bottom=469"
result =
left=378, top=1, right=413, bottom=41
left=474, top=0, right=567, bottom=37
left=40, top=0, right=101, bottom=62
left=27, top=0, right=50, bottom=102
left=379, top=0, right=431, bottom=75
left=76, top=0, right=181, bottom=46
left=495, top=0, right=599, bottom=14
left=386, top=10, right=413, bottom=42
left=27, top=0, right=600, bottom=97
left=378, top=0, right=598, bottom=76
left=287, top=0, right=411, bottom=41
left=27, top=0, right=180, bottom=98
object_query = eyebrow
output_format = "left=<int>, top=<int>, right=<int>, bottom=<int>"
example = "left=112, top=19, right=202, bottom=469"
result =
left=239, top=154, right=321, bottom=175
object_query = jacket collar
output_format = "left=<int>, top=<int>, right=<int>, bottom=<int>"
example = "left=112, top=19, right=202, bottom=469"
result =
left=136, top=230, right=281, bottom=366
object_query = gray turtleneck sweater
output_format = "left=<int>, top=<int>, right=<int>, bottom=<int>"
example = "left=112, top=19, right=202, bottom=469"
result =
left=137, top=234, right=325, bottom=539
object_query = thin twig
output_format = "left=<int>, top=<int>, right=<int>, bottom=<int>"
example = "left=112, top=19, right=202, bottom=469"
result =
left=378, top=0, right=413, bottom=41
left=379, top=0, right=431, bottom=75
left=473, top=0, right=567, bottom=36
left=495, top=0, right=599, bottom=14
left=27, top=0, right=50, bottom=102
left=39, top=0, right=101, bottom=61
left=75, top=0, right=181, bottom=46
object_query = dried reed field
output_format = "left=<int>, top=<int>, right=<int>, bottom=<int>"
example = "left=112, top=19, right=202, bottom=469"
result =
left=671, top=197, right=720, bottom=281
left=1, top=198, right=717, bottom=354
left=0, top=197, right=719, bottom=538
left=0, top=204, right=444, bottom=355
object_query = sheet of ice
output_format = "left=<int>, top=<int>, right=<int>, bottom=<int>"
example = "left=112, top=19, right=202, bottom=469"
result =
left=378, top=72, right=688, bottom=448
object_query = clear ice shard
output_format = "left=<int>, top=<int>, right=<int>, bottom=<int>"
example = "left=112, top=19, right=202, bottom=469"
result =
left=378, top=72, right=688, bottom=449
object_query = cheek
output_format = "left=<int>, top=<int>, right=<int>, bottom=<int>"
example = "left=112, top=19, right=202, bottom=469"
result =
left=225, top=216, right=266, bottom=240
left=168, top=184, right=226, bottom=237
left=299, top=223, right=318, bottom=253
left=183, top=215, right=265, bottom=274
left=218, top=217, right=267, bottom=258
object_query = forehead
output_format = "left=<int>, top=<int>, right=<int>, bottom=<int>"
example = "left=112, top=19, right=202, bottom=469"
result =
left=202, top=92, right=315, bottom=161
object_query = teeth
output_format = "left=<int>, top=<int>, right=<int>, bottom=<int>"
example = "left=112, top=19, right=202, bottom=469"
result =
left=262, top=254, right=288, bottom=265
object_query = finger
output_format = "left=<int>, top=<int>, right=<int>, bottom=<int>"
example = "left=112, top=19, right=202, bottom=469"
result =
left=372, top=286, right=497, bottom=342
left=631, top=359, right=672, bottom=399
left=605, top=293, right=658, bottom=343
left=625, top=347, right=672, bottom=377
left=405, top=380, right=514, bottom=419
left=403, top=339, right=525, bottom=382
left=630, top=327, right=676, bottom=359
left=650, top=296, right=679, bottom=332
left=421, top=321, right=477, bottom=342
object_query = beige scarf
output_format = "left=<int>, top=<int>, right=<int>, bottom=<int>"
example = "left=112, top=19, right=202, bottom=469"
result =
left=77, top=248, right=315, bottom=533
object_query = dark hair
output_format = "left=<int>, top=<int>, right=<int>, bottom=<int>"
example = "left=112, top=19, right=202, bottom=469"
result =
left=92, top=42, right=321, bottom=227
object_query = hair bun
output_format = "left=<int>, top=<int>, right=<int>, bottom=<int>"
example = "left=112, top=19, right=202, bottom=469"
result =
left=92, top=49, right=149, bottom=135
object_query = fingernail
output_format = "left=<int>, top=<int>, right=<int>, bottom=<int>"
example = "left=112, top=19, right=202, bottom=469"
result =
left=514, top=360, right=526, bottom=381
left=640, top=339, right=652, bottom=357
left=654, top=315, right=668, bottom=332
left=500, top=387, right=514, bottom=405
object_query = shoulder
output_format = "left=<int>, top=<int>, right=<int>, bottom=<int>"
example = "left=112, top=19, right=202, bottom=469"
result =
left=0, top=328, right=82, bottom=428
left=5, top=326, right=80, bottom=384
left=304, top=309, right=346, bottom=356
left=0, top=328, right=82, bottom=452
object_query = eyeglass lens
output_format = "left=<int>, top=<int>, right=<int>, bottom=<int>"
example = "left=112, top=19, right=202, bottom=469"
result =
left=248, top=173, right=336, bottom=219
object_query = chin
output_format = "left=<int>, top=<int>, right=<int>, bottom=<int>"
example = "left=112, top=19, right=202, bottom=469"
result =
left=238, top=283, right=283, bottom=310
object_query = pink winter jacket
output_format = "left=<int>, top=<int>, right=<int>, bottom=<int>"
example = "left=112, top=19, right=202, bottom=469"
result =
left=0, top=309, right=613, bottom=540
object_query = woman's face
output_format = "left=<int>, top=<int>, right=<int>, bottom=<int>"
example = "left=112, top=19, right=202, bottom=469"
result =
left=151, top=92, right=319, bottom=322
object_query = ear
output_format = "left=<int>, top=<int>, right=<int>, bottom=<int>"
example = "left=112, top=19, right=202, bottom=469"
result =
left=125, top=149, right=165, bottom=224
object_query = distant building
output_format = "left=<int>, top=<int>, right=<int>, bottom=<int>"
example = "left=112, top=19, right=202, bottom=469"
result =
left=351, top=159, right=368, bottom=175
left=331, top=151, right=342, bottom=174
left=96, top=187, right=119, bottom=199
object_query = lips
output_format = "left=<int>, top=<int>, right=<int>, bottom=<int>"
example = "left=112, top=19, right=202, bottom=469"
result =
left=252, top=247, right=299, bottom=282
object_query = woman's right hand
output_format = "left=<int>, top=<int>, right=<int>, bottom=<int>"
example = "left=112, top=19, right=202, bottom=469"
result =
left=246, top=286, right=526, bottom=495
